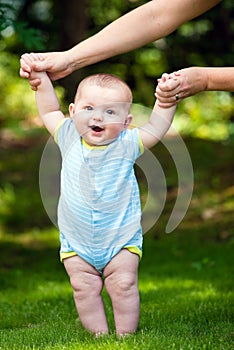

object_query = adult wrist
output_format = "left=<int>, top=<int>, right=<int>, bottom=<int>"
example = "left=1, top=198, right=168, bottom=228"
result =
left=66, top=46, right=88, bottom=72
left=201, top=67, right=211, bottom=91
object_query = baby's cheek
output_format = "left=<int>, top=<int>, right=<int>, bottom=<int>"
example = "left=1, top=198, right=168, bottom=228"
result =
left=108, top=124, right=123, bottom=137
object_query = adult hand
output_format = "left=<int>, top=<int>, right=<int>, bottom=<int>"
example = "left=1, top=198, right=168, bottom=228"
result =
left=155, top=67, right=208, bottom=107
left=20, top=51, right=73, bottom=90
left=155, top=73, right=180, bottom=108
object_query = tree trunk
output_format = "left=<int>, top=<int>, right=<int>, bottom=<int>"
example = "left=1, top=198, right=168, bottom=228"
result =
left=56, top=0, right=89, bottom=101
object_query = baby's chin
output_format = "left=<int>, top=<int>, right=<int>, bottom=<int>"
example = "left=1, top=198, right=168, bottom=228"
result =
left=82, top=135, right=114, bottom=147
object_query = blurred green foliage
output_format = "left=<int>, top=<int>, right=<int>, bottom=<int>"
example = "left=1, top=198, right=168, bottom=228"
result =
left=0, top=0, right=233, bottom=140
left=0, top=51, right=37, bottom=129
left=174, top=91, right=234, bottom=141
left=0, top=1, right=45, bottom=50
left=0, top=51, right=65, bottom=131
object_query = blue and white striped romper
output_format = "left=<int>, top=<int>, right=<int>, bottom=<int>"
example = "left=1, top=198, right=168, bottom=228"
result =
left=55, top=118, right=144, bottom=272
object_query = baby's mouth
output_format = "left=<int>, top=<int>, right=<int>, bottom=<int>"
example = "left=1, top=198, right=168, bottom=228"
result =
left=90, top=125, right=104, bottom=132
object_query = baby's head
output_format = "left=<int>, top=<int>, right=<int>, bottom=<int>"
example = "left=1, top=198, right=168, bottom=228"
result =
left=74, top=73, right=133, bottom=107
left=69, top=73, right=133, bottom=146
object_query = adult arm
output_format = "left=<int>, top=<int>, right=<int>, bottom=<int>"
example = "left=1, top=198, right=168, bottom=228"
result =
left=156, top=67, right=234, bottom=108
left=20, top=0, right=221, bottom=82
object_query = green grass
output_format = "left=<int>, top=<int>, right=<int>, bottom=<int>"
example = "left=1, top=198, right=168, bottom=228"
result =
left=0, top=227, right=233, bottom=350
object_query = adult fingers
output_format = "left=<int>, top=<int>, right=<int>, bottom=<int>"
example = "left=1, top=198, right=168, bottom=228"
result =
left=157, top=78, right=180, bottom=94
left=19, top=67, right=30, bottom=79
left=20, top=55, right=32, bottom=76
left=156, top=100, right=177, bottom=108
left=29, top=78, right=41, bottom=90
left=155, top=90, right=182, bottom=105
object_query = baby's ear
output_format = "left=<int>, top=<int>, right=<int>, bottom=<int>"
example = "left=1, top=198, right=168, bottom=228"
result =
left=69, top=103, right=75, bottom=117
left=124, top=114, right=133, bottom=129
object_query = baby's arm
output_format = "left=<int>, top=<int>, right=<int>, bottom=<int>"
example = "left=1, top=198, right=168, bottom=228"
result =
left=139, top=74, right=177, bottom=149
left=23, top=54, right=65, bottom=136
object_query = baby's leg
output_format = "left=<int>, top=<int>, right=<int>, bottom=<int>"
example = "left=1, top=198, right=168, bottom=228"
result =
left=64, top=255, right=108, bottom=335
left=103, top=249, right=140, bottom=335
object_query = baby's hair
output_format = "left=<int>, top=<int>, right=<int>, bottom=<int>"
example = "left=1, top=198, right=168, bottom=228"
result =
left=74, top=73, right=132, bottom=104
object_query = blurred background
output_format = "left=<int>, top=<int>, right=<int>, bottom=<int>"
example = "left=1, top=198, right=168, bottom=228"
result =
left=0, top=0, right=234, bottom=235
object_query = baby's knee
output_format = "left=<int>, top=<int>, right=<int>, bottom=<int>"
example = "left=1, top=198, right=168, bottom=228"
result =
left=105, top=272, right=138, bottom=298
left=70, top=272, right=103, bottom=299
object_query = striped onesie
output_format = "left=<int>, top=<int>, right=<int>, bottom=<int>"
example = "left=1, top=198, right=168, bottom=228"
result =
left=55, top=118, right=144, bottom=273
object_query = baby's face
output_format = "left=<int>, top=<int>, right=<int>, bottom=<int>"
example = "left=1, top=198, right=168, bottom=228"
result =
left=70, top=85, right=132, bottom=146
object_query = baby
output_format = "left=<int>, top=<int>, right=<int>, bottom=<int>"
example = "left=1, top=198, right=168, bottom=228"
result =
left=22, top=53, right=177, bottom=336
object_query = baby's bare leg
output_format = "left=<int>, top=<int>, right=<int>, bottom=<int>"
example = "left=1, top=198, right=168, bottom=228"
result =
left=64, top=255, right=108, bottom=334
left=104, top=249, right=140, bottom=335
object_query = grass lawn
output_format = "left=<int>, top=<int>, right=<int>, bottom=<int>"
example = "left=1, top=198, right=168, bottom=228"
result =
left=0, top=225, right=233, bottom=350
left=0, top=136, right=234, bottom=349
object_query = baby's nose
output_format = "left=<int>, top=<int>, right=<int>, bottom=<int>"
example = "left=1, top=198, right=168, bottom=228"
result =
left=92, top=112, right=103, bottom=121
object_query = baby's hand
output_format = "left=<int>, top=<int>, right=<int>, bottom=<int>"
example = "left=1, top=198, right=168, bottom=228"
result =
left=20, top=53, right=47, bottom=90
left=155, top=72, right=181, bottom=108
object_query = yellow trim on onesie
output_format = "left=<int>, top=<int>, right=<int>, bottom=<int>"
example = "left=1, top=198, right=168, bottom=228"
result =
left=60, top=251, right=77, bottom=262
left=60, top=246, right=142, bottom=263
left=124, top=246, right=142, bottom=260
left=82, top=138, right=108, bottom=150
left=82, top=130, right=144, bottom=153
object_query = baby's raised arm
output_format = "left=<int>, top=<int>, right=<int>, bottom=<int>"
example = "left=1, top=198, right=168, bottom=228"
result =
left=139, top=74, right=177, bottom=149
left=22, top=54, right=65, bottom=136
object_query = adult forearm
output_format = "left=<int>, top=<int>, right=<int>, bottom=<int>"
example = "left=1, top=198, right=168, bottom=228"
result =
left=68, top=0, right=221, bottom=71
left=205, top=67, right=234, bottom=92
left=19, top=0, right=221, bottom=84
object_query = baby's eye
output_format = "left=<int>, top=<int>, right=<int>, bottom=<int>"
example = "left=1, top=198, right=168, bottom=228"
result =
left=84, top=105, right=93, bottom=111
left=106, top=109, right=115, bottom=115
